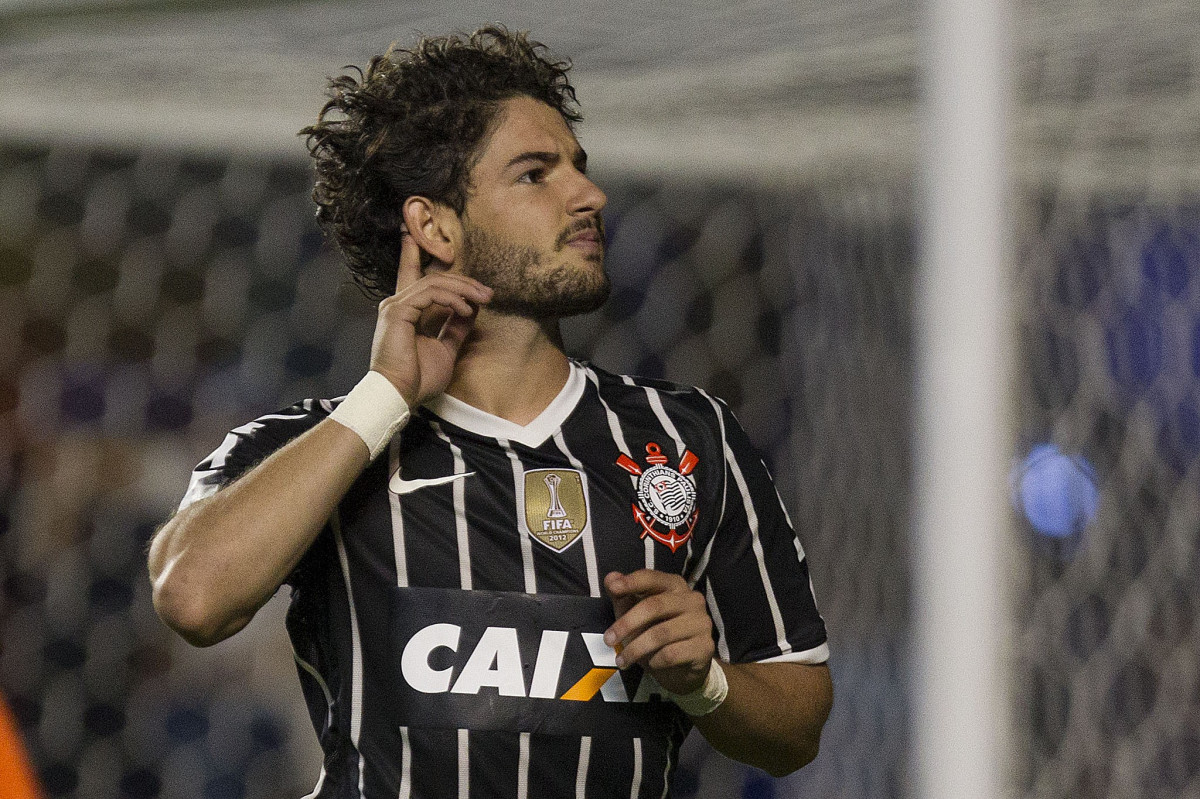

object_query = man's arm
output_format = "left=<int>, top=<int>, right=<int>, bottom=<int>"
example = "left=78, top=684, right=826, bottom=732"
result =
left=149, top=234, right=491, bottom=646
left=604, top=570, right=832, bottom=777
left=690, top=660, right=832, bottom=776
left=148, top=419, right=370, bottom=646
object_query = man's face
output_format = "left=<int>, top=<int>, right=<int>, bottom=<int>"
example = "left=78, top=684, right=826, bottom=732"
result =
left=456, top=95, right=610, bottom=318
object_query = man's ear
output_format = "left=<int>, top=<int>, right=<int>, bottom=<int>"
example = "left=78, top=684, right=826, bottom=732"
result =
left=401, top=196, right=461, bottom=268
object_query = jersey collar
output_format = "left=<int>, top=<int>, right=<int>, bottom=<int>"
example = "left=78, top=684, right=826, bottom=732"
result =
left=423, top=360, right=587, bottom=448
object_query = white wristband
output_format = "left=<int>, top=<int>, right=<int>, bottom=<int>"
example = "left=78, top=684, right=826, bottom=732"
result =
left=329, top=371, right=411, bottom=460
left=669, top=659, right=729, bottom=717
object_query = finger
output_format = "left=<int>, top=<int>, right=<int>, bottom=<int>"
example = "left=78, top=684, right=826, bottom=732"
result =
left=437, top=301, right=477, bottom=340
left=616, top=614, right=712, bottom=669
left=604, top=571, right=653, bottom=622
left=604, top=572, right=638, bottom=619
left=418, top=306, right=456, bottom=340
left=418, top=290, right=477, bottom=320
left=395, top=273, right=493, bottom=306
left=435, top=310, right=476, bottom=355
left=388, top=286, right=480, bottom=323
left=609, top=593, right=638, bottom=622
left=605, top=569, right=684, bottom=599
left=645, top=640, right=713, bottom=675
left=606, top=589, right=705, bottom=649
left=437, top=272, right=493, bottom=300
left=395, top=230, right=423, bottom=294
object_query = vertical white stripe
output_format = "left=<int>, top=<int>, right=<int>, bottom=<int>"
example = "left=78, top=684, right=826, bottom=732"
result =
left=658, top=736, right=675, bottom=799
left=291, top=649, right=334, bottom=728
left=389, top=435, right=412, bottom=795
left=631, top=378, right=687, bottom=460
left=586, top=369, right=648, bottom=574
left=778, top=482, right=813, bottom=574
left=695, top=389, right=730, bottom=529
left=332, top=512, right=366, bottom=799
left=772, top=480, right=797, bottom=532
left=684, top=535, right=716, bottom=589
left=633, top=379, right=697, bottom=572
left=433, top=422, right=472, bottom=590
left=398, top=726, right=411, bottom=799
left=501, top=439, right=538, bottom=594
left=388, top=437, right=409, bottom=587
left=554, top=432, right=600, bottom=598
left=458, top=728, right=470, bottom=799
left=576, top=736, right=592, bottom=799
left=629, top=738, right=643, bottom=799
left=517, top=732, right=531, bottom=799
left=584, top=366, right=637, bottom=472
left=705, top=581, right=732, bottom=662
left=725, top=441, right=791, bottom=655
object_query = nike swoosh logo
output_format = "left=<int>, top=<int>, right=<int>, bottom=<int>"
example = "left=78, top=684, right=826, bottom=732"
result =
left=389, top=471, right=476, bottom=495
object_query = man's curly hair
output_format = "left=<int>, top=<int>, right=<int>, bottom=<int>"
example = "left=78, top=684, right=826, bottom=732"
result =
left=300, top=26, right=582, bottom=299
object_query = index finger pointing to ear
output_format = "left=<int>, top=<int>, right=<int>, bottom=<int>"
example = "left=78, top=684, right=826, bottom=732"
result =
left=395, top=229, right=422, bottom=294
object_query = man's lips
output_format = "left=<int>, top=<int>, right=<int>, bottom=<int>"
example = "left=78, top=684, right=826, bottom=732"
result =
left=565, top=228, right=603, bottom=249
left=557, top=218, right=605, bottom=250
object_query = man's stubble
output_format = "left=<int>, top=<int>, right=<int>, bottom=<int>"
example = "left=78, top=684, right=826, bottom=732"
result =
left=459, top=219, right=611, bottom=320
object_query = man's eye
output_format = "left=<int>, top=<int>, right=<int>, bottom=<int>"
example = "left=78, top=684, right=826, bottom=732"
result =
left=518, top=169, right=545, bottom=184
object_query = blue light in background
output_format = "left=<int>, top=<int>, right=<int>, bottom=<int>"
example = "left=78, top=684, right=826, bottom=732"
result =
left=1013, top=443, right=1100, bottom=539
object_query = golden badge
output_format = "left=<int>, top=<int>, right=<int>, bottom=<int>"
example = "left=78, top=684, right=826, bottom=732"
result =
left=523, top=469, right=588, bottom=552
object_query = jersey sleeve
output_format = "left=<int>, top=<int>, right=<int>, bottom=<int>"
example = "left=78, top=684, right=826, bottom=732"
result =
left=698, top=396, right=829, bottom=665
left=178, top=399, right=331, bottom=511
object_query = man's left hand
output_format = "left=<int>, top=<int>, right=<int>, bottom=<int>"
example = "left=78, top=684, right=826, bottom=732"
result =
left=603, top=570, right=715, bottom=696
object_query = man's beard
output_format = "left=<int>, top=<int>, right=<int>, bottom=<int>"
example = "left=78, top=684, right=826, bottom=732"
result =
left=459, top=219, right=611, bottom=319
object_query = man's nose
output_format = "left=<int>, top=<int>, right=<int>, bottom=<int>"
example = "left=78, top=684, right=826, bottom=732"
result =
left=568, top=171, right=607, bottom=216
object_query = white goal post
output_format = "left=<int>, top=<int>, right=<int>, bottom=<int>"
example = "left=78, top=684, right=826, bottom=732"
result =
left=915, top=0, right=1014, bottom=797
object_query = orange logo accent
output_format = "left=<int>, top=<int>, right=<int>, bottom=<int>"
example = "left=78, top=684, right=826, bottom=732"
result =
left=559, top=668, right=619, bottom=701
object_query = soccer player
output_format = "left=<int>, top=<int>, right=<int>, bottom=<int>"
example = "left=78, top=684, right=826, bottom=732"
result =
left=149, top=27, right=832, bottom=798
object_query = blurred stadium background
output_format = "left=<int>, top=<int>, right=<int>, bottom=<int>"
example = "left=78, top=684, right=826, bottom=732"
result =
left=2, top=0, right=1200, bottom=797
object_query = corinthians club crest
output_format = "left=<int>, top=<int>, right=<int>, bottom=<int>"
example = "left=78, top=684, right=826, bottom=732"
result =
left=616, top=442, right=700, bottom=553
left=523, top=469, right=589, bottom=552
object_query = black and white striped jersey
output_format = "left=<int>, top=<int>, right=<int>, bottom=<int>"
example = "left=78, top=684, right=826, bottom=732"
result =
left=180, top=360, right=828, bottom=799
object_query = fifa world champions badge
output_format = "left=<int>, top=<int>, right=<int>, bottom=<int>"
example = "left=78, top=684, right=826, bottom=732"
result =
left=616, top=442, right=699, bottom=553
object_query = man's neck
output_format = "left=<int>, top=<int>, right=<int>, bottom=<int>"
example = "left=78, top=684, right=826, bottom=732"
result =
left=444, top=310, right=571, bottom=427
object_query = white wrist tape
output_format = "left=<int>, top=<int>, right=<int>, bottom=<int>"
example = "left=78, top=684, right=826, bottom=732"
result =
left=329, top=371, right=411, bottom=460
left=670, top=659, right=729, bottom=717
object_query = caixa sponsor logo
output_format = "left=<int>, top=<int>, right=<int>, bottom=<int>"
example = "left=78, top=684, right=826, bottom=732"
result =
left=400, top=623, right=667, bottom=703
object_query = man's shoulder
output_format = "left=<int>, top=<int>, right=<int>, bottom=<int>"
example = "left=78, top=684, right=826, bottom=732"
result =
left=577, top=360, right=725, bottom=409
left=238, top=396, right=337, bottom=427
left=217, top=396, right=341, bottom=447
left=181, top=397, right=342, bottom=510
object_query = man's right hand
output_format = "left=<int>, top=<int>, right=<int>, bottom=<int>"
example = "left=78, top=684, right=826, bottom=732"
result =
left=151, top=234, right=491, bottom=648
left=368, top=232, right=492, bottom=407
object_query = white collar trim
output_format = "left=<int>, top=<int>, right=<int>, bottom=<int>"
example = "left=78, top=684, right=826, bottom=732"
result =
left=424, top=360, right=587, bottom=448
